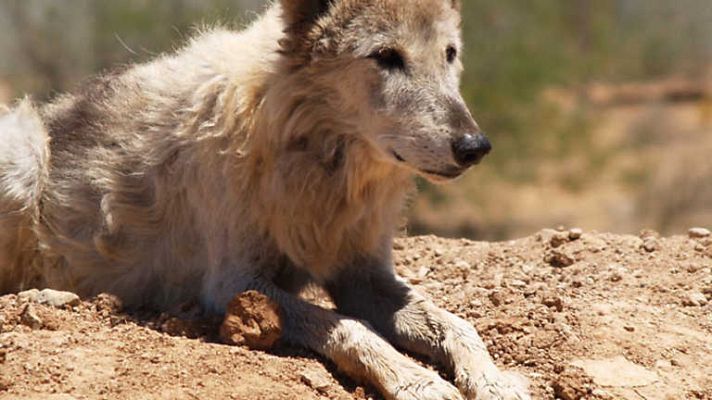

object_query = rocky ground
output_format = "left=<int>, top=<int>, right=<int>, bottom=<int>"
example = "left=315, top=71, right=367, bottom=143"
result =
left=1, top=229, right=711, bottom=400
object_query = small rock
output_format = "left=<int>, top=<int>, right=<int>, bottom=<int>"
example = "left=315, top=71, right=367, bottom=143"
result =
left=639, top=229, right=659, bottom=239
left=489, top=291, right=504, bottom=307
left=654, top=359, right=672, bottom=369
left=37, top=289, right=80, bottom=308
left=0, top=375, right=11, bottom=391
left=545, top=250, right=575, bottom=268
left=642, top=238, right=659, bottom=253
left=682, top=291, right=708, bottom=307
left=19, top=303, right=43, bottom=330
left=18, top=288, right=80, bottom=308
left=549, top=231, right=570, bottom=248
left=703, top=286, right=712, bottom=297
left=568, top=228, right=583, bottom=241
left=17, top=289, right=40, bottom=303
left=94, top=293, right=124, bottom=314
left=509, top=279, right=527, bottom=289
left=453, top=259, right=470, bottom=270
left=392, top=241, right=405, bottom=251
left=624, top=325, right=635, bottom=332
left=688, top=227, right=711, bottom=239
left=220, top=291, right=282, bottom=351
left=300, top=370, right=332, bottom=394
left=536, top=229, right=559, bottom=244
left=542, top=295, right=564, bottom=312
left=521, top=264, right=535, bottom=274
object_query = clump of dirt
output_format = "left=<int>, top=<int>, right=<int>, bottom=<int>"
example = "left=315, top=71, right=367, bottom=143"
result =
left=220, top=290, right=282, bottom=350
left=1, top=230, right=711, bottom=400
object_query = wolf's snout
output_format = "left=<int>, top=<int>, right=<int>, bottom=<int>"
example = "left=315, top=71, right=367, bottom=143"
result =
left=451, top=133, right=491, bottom=167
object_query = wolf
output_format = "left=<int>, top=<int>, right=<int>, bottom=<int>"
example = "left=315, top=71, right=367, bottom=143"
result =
left=0, top=1, right=530, bottom=399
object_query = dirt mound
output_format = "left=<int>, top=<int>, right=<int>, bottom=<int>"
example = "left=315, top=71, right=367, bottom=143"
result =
left=1, top=231, right=711, bottom=400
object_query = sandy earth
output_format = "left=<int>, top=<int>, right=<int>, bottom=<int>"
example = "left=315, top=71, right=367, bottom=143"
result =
left=1, top=230, right=711, bottom=400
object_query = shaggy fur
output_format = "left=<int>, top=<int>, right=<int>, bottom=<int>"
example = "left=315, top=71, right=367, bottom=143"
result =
left=0, top=1, right=529, bottom=399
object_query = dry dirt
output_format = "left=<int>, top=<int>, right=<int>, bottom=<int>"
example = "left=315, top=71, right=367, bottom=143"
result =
left=1, top=230, right=711, bottom=400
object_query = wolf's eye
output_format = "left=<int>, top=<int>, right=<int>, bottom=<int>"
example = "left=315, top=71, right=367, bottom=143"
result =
left=446, top=45, right=458, bottom=63
left=369, top=48, right=406, bottom=71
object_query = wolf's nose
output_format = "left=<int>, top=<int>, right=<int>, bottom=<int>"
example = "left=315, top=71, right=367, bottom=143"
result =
left=451, top=133, right=492, bottom=167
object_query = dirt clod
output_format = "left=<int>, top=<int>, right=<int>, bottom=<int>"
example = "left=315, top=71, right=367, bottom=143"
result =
left=220, top=290, right=282, bottom=351
left=552, top=378, right=587, bottom=400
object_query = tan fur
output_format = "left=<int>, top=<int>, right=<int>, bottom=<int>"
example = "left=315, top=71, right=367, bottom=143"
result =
left=0, top=2, right=529, bottom=399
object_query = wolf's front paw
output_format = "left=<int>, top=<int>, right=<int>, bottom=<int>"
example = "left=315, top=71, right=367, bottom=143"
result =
left=389, top=368, right=464, bottom=400
left=457, top=369, right=531, bottom=400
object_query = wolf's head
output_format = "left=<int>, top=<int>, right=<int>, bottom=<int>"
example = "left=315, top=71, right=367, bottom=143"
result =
left=279, top=0, right=490, bottom=182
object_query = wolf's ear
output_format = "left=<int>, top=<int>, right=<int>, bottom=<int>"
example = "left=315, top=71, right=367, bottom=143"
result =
left=281, top=0, right=333, bottom=29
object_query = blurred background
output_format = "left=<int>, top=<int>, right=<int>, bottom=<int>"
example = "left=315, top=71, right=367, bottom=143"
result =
left=1, top=0, right=711, bottom=240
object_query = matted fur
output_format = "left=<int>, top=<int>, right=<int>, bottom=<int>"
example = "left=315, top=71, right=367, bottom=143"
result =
left=0, top=1, right=529, bottom=399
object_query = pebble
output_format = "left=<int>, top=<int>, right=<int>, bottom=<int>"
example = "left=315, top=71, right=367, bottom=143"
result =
left=609, top=272, right=623, bottom=282
left=19, top=303, right=43, bottom=330
left=688, top=227, right=710, bottom=239
left=545, top=250, right=575, bottom=268
left=683, top=291, right=708, bottom=307
left=549, top=232, right=570, bottom=248
left=17, top=289, right=41, bottom=303
left=568, top=228, right=583, bottom=241
left=536, top=229, right=559, bottom=244
left=453, top=259, right=470, bottom=270
left=639, top=229, right=659, bottom=239
left=509, top=279, right=527, bottom=289
left=299, top=370, right=332, bottom=394
left=542, top=295, right=564, bottom=312
left=18, top=288, right=80, bottom=308
left=642, top=238, right=659, bottom=253
left=489, top=291, right=504, bottom=307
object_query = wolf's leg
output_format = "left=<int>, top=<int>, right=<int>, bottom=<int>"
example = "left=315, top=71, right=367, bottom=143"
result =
left=326, top=267, right=530, bottom=400
left=205, top=275, right=463, bottom=400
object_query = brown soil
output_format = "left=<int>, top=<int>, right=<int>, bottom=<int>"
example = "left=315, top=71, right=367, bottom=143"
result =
left=1, top=231, right=711, bottom=400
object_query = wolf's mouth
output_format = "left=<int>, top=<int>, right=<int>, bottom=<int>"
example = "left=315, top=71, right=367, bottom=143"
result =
left=421, top=168, right=464, bottom=180
left=390, top=150, right=464, bottom=181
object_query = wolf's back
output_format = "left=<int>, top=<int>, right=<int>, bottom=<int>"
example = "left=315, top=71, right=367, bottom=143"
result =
left=0, top=100, right=49, bottom=293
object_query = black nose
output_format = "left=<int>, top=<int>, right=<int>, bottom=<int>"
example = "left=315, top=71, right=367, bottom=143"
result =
left=451, top=133, right=492, bottom=167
